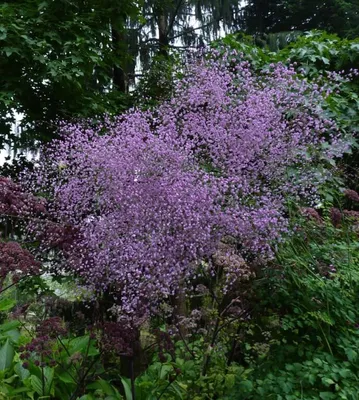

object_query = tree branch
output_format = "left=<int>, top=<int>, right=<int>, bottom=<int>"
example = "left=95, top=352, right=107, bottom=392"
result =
left=168, top=17, right=223, bottom=42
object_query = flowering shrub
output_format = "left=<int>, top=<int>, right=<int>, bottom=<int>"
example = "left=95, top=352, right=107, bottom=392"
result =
left=19, top=317, right=67, bottom=368
left=30, top=126, right=222, bottom=318
left=0, top=176, right=46, bottom=217
left=0, top=241, right=40, bottom=289
left=23, top=50, right=352, bottom=319
left=0, top=177, right=44, bottom=289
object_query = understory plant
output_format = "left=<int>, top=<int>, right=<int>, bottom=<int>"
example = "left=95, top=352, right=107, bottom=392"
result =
left=226, top=199, right=359, bottom=399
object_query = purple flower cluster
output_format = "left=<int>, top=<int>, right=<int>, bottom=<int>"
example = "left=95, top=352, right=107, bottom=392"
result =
left=24, top=50, right=351, bottom=319
left=331, top=207, right=343, bottom=227
left=100, top=321, right=137, bottom=356
left=155, top=329, right=175, bottom=362
left=35, top=221, right=78, bottom=252
left=344, top=189, right=359, bottom=202
left=0, top=177, right=46, bottom=217
left=0, top=241, right=40, bottom=288
left=300, top=207, right=323, bottom=224
left=19, top=317, right=67, bottom=368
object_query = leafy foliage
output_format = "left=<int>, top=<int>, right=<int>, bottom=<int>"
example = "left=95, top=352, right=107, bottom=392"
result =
left=225, top=204, right=359, bottom=399
left=0, top=0, right=138, bottom=150
left=242, top=0, right=359, bottom=38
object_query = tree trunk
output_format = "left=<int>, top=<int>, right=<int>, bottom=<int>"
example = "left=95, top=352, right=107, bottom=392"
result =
left=111, top=24, right=127, bottom=92
left=158, top=13, right=169, bottom=57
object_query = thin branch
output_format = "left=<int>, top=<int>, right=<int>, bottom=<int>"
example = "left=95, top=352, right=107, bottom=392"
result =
left=0, top=274, right=42, bottom=295
left=176, top=324, right=196, bottom=359
left=166, top=0, right=185, bottom=37
left=168, top=17, right=223, bottom=42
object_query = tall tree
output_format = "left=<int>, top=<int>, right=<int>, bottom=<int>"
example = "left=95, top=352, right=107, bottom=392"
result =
left=242, top=0, right=359, bottom=38
left=130, top=1, right=244, bottom=71
left=121, top=0, right=245, bottom=103
left=1, top=0, right=245, bottom=153
left=0, top=0, right=139, bottom=150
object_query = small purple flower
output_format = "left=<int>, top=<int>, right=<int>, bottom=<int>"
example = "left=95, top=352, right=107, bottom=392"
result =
left=331, top=208, right=342, bottom=228
left=344, top=189, right=359, bottom=202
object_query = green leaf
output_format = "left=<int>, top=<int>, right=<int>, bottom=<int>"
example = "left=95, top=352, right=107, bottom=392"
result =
left=168, top=382, right=184, bottom=399
left=338, top=369, right=351, bottom=378
left=77, top=395, right=95, bottom=400
left=38, top=1, right=48, bottom=11
left=68, top=336, right=90, bottom=354
left=65, top=335, right=98, bottom=357
left=159, top=364, right=172, bottom=379
left=0, top=320, right=20, bottom=332
left=120, top=376, right=133, bottom=400
left=8, top=386, right=32, bottom=395
left=4, top=48, right=16, bottom=57
left=57, top=370, right=76, bottom=384
left=43, top=367, right=54, bottom=395
left=3, top=329, right=20, bottom=343
left=319, top=392, right=336, bottom=399
left=0, top=298, right=16, bottom=312
left=30, top=375, right=43, bottom=396
left=345, top=348, right=357, bottom=362
left=0, top=339, right=14, bottom=370
left=14, top=362, right=30, bottom=381
left=30, top=367, right=53, bottom=396
left=87, top=379, right=116, bottom=396
left=225, top=374, right=235, bottom=389
left=322, top=377, right=335, bottom=386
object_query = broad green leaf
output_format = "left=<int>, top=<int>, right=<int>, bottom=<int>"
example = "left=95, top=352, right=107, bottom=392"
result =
left=87, top=379, right=115, bottom=395
left=0, top=339, right=14, bottom=370
left=225, top=374, right=235, bottom=389
left=345, top=348, right=357, bottom=362
left=30, top=375, right=43, bottom=396
left=57, top=369, right=76, bottom=384
left=43, top=367, right=54, bottom=396
left=68, top=336, right=89, bottom=354
left=14, top=362, right=30, bottom=381
left=322, top=377, right=335, bottom=386
left=4, top=48, right=16, bottom=57
left=0, top=383, right=10, bottom=396
left=0, top=298, right=16, bottom=312
left=38, top=1, right=48, bottom=11
left=239, top=380, right=253, bottom=392
left=320, top=392, right=336, bottom=400
left=159, top=364, right=172, bottom=379
left=120, top=376, right=133, bottom=400
left=0, top=320, right=20, bottom=332
left=3, top=329, right=20, bottom=343
left=8, top=386, right=32, bottom=395
left=169, top=382, right=184, bottom=399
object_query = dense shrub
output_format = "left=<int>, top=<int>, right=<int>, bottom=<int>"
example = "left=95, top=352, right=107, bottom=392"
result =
left=21, top=50, right=351, bottom=323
